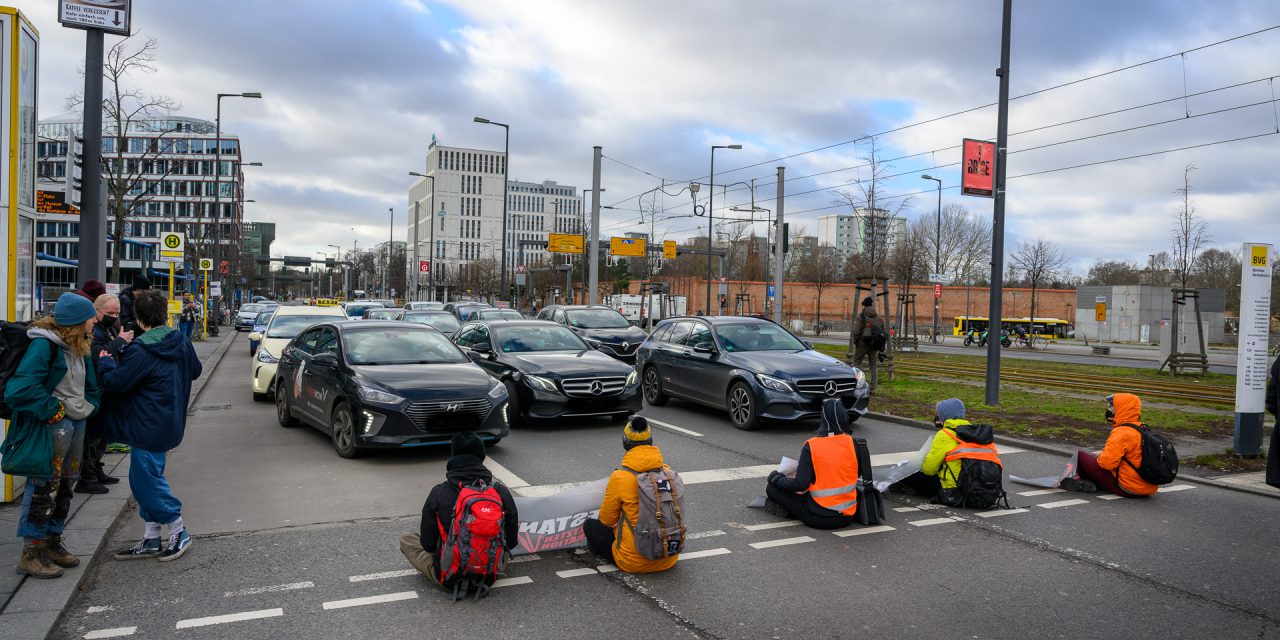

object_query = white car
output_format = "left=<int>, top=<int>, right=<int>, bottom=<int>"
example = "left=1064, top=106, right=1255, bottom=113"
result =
left=250, top=305, right=347, bottom=401
left=404, top=301, right=446, bottom=311
left=235, top=303, right=274, bottom=331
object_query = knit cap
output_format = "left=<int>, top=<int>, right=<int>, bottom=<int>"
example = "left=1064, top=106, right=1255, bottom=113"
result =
left=450, top=432, right=486, bottom=461
left=54, top=292, right=97, bottom=327
left=81, top=280, right=107, bottom=301
left=622, top=416, right=652, bottom=449
left=935, top=398, right=966, bottom=422
left=861, top=297, right=874, bottom=307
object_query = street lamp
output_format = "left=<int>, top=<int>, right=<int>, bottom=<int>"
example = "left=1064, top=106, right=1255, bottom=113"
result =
left=213, top=91, right=262, bottom=309
left=706, top=144, right=741, bottom=314
left=328, top=244, right=341, bottom=297
left=579, top=188, right=607, bottom=303
left=409, top=171, right=437, bottom=301
left=474, top=116, right=510, bottom=302
left=922, top=174, right=942, bottom=342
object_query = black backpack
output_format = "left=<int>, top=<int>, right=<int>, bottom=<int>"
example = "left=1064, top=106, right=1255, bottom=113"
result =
left=852, top=437, right=885, bottom=525
left=0, top=321, right=34, bottom=420
left=1119, top=423, right=1178, bottom=485
left=864, top=324, right=889, bottom=351
left=939, top=424, right=1009, bottom=510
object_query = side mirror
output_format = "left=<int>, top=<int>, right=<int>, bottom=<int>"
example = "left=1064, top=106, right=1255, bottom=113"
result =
left=803, top=340, right=814, bottom=349
left=693, top=342, right=717, bottom=354
left=248, top=332, right=262, bottom=342
left=466, top=350, right=486, bottom=362
left=472, top=341, right=492, bottom=354
left=313, top=352, right=339, bottom=368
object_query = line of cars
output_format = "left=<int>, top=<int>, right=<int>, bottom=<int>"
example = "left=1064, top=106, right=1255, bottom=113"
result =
left=247, top=302, right=869, bottom=458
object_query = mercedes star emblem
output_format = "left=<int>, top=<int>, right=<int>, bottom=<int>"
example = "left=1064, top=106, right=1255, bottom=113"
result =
left=823, top=381, right=838, bottom=396
left=589, top=380, right=604, bottom=395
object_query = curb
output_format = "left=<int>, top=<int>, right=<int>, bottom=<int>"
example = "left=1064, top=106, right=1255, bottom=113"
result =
left=867, top=411, right=1280, bottom=501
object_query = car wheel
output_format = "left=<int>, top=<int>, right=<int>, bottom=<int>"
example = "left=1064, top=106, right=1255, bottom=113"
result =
left=503, top=381, right=525, bottom=428
left=331, top=403, right=362, bottom=459
left=275, top=385, right=299, bottom=427
left=642, top=366, right=668, bottom=406
left=727, top=382, right=760, bottom=431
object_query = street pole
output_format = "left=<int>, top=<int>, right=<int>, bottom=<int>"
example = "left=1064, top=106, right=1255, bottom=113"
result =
left=428, top=177, right=436, bottom=301
left=774, top=166, right=785, bottom=324
left=412, top=200, right=420, bottom=300
left=706, top=144, right=741, bottom=314
left=474, top=117, right=510, bottom=301
left=588, top=146, right=602, bottom=305
left=77, top=29, right=106, bottom=284
left=985, top=0, right=1013, bottom=406
left=923, top=175, right=942, bottom=341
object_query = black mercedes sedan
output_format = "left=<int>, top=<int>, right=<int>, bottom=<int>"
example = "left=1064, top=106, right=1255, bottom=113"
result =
left=274, top=320, right=509, bottom=458
left=452, top=319, right=642, bottom=426
left=634, top=316, right=870, bottom=430
left=536, top=305, right=648, bottom=363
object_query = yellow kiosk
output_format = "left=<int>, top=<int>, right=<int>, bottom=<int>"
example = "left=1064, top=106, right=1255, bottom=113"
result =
left=0, top=6, right=38, bottom=502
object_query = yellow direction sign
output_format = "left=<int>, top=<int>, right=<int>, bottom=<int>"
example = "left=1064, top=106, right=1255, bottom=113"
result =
left=1095, top=303, right=1107, bottom=322
left=663, top=240, right=677, bottom=260
left=610, top=237, right=646, bottom=257
left=548, top=233, right=585, bottom=254
left=159, top=231, right=185, bottom=263
left=198, top=258, right=214, bottom=271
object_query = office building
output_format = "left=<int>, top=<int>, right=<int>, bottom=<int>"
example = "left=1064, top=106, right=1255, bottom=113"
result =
left=816, top=209, right=906, bottom=258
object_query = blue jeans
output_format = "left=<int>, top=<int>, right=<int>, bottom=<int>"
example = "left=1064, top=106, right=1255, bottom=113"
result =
left=129, top=448, right=182, bottom=525
left=18, top=418, right=85, bottom=541
left=179, top=321, right=194, bottom=340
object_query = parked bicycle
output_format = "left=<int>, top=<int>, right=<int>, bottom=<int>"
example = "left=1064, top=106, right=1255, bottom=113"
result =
left=1014, top=333, right=1048, bottom=350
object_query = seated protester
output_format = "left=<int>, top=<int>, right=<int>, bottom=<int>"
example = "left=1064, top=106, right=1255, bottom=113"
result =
left=1059, top=393, right=1158, bottom=497
left=763, top=400, right=859, bottom=530
left=923, top=398, right=1006, bottom=509
left=401, top=433, right=519, bottom=591
left=583, top=417, right=684, bottom=573
left=890, top=398, right=971, bottom=499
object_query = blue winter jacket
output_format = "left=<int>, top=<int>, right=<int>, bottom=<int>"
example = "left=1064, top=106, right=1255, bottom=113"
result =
left=98, top=326, right=202, bottom=451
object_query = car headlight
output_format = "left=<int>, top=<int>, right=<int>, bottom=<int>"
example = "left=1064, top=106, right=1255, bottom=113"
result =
left=853, top=368, right=867, bottom=387
left=488, top=381, right=508, bottom=400
left=256, top=347, right=278, bottom=364
left=756, top=373, right=793, bottom=393
left=357, top=384, right=405, bottom=405
left=625, top=370, right=638, bottom=386
left=524, top=375, right=558, bottom=393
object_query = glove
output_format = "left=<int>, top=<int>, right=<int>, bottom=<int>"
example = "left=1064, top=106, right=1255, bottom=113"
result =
left=767, top=470, right=785, bottom=486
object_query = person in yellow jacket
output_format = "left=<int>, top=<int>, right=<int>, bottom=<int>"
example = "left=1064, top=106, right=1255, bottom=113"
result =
left=1059, top=393, right=1158, bottom=497
left=891, top=398, right=969, bottom=500
left=582, top=418, right=679, bottom=573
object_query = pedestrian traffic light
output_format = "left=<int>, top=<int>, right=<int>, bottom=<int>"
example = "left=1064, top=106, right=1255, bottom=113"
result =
left=65, top=135, right=84, bottom=207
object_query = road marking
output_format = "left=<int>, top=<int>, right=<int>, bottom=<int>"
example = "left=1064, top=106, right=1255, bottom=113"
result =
left=893, top=506, right=921, bottom=513
left=686, top=529, right=726, bottom=539
left=514, top=481, right=592, bottom=498
left=682, top=465, right=776, bottom=484
left=597, top=563, right=619, bottom=573
left=486, top=457, right=530, bottom=489
left=84, top=628, right=136, bottom=639
left=1000, top=446, right=1026, bottom=454
left=556, top=568, right=598, bottom=578
left=743, top=520, right=804, bottom=532
left=1161, top=485, right=1195, bottom=493
left=322, top=591, right=418, bottom=610
left=175, top=608, right=284, bottom=629
left=1037, top=498, right=1090, bottom=509
left=679, top=548, right=732, bottom=560
left=1095, top=494, right=1124, bottom=501
left=974, top=508, right=1030, bottom=518
left=645, top=417, right=703, bottom=437
left=224, top=581, right=314, bottom=597
left=909, top=517, right=963, bottom=527
left=749, top=536, right=815, bottom=549
left=1018, top=488, right=1066, bottom=497
left=348, top=569, right=417, bottom=583
left=509, top=554, right=542, bottom=564
left=493, top=576, right=533, bottom=588
left=86, top=606, right=116, bottom=614
left=833, top=525, right=895, bottom=537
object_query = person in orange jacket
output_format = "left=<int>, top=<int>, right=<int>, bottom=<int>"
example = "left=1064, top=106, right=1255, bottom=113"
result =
left=582, top=418, right=679, bottom=573
left=1059, top=393, right=1158, bottom=497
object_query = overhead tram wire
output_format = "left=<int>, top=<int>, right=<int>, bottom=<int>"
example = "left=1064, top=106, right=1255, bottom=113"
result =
left=601, top=154, right=673, bottom=182
left=603, top=24, right=1280, bottom=208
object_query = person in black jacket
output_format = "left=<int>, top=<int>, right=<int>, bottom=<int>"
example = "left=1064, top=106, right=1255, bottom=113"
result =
left=118, top=276, right=150, bottom=332
left=400, top=432, right=519, bottom=587
left=75, top=293, right=133, bottom=494
left=763, top=399, right=859, bottom=530
left=1266, top=355, right=1279, bottom=488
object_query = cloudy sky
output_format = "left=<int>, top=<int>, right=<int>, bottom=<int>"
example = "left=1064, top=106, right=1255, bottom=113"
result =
left=26, top=0, right=1280, bottom=274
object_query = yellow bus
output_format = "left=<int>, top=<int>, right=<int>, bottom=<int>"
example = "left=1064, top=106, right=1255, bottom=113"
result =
left=953, top=316, right=1070, bottom=339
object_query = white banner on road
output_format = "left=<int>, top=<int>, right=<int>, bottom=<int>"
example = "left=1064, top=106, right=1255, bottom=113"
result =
left=511, top=478, right=607, bottom=555
left=1234, top=243, right=1272, bottom=414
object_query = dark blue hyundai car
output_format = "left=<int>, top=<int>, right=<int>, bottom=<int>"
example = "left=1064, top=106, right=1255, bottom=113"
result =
left=634, top=316, right=869, bottom=430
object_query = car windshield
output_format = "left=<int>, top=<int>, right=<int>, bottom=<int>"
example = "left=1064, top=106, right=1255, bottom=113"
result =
left=254, top=311, right=274, bottom=326
left=717, top=323, right=806, bottom=352
left=347, top=305, right=378, bottom=317
left=344, top=327, right=467, bottom=365
left=405, top=313, right=460, bottom=333
left=479, top=310, right=524, bottom=320
left=366, top=310, right=401, bottom=320
left=494, top=324, right=588, bottom=353
left=407, top=302, right=443, bottom=310
left=266, top=315, right=334, bottom=339
left=566, top=309, right=630, bottom=329
left=240, top=304, right=264, bottom=315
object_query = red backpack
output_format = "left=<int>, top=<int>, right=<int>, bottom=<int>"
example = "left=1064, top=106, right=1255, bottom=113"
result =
left=438, top=480, right=508, bottom=601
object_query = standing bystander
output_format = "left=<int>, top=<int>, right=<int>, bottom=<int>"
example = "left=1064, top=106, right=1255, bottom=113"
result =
left=76, top=293, right=134, bottom=494
left=851, top=296, right=886, bottom=392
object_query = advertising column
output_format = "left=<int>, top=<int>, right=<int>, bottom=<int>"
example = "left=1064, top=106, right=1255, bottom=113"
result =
left=1234, top=243, right=1273, bottom=456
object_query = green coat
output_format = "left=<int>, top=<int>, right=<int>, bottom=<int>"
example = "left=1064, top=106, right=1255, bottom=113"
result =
left=3, top=337, right=101, bottom=435
left=921, top=419, right=969, bottom=489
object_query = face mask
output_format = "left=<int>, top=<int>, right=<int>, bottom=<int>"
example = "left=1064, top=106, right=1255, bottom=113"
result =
left=99, top=315, right=117, bottom=329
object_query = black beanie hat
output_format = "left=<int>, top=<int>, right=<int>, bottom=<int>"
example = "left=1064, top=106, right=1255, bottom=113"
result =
left=450, top=432, right=486, bottom=460
left=133, top=276, right=152, bottom=290
left=861, top=296, right=874, bottom=307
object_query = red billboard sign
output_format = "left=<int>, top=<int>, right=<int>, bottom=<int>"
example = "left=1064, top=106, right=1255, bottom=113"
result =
left=418, top=260, right=431, bottom=274
left=934, top=284, right=942, bottom=299
left=961, top=138, right=995, bottom=198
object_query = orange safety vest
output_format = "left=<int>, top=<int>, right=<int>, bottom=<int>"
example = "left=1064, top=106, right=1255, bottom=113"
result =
left=942, top=435, right=1002, bottom=466
left=806, top=434, right=860, bottom=516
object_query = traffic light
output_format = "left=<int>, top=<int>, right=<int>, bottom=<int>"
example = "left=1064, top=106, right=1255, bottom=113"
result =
left=65, top=135, right=84, bottom=207
left=606, top=255, right=615, bottom=267
left=325, top=257, right=335, bottom=268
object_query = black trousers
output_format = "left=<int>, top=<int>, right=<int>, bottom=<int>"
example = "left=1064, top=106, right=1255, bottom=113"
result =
left=894, top=471, right=941, bottom=499
left=583, top=518, right=617, bottom=562
left=765, top=484, right=855, bottom=530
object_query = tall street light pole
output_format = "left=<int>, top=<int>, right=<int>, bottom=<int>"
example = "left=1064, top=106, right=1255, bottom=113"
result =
left=922, top=174, right=942, bottom=341
left=474, top=117, right=510, bottom=302
left=386, top=207, right=394, bottom=297
left=409, top=171, right=436, bottom=301
left=214, top=92, right=261, bottom=311
left=706, top=144, right=741, bottom=313
left=986, top=0, right=1013, bottom=406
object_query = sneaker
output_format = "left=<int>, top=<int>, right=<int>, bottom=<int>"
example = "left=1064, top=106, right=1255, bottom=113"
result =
left=158, top=530, right=192, bottom=562
left=1059, top=477, right=1099, bottom=494
left=113, top=538, right=162, bottom=561
left=105, top=443, right=131, bottom=453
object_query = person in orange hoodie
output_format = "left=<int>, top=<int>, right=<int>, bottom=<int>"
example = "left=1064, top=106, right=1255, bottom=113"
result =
left=582, top=417, right=679, bottom=574
left=1059, top=393, right=1157, bottom=497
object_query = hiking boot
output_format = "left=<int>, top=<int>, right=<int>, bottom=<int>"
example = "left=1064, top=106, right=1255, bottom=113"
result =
left=113, top=538, right=162, bottom=561
left=762, top=499, right=789, bottom=519
left=16, top=543, right=63, bottom=579
left=158, top=529, right=192, bottom=562
left=75, top=477, right=109, bottom=494
left=95, top=463, right=121, bottom=485
left=43, top=535, right=80, bottom=568
left=1059, top=477, right=1099, bottom=494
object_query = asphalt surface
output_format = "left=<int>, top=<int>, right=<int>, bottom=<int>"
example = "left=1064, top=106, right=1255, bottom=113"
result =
left=53, top=335, right=1280, bottom=639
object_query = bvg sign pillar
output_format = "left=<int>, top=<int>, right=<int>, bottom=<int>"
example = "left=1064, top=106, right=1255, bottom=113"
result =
left=1234, top=243, right=1273, bottom=456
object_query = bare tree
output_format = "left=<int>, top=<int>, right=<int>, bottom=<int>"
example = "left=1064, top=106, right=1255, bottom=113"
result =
left=1192, top=247, right=1242, bottom=314
left=795, top=245, right=843, bottom=328
left=1009, top=238, right=1069, bottom=331
left=831, top=138, right=913, bottom=282
left=884, top=218, right=931, bottom=296
left=915, top=204, right=992, bottom=285
left=1085, top=260, right=1143, bottom=286
left=1171, top=164, right=1211, bottom=289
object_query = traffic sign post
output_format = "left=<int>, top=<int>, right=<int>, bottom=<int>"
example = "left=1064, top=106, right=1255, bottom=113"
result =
left=419, top=260, right=431, bottom=275
left=199, top=258, right=213, bottom=271
left=934, top=283, right=942, bottom=299
left=548, top=233, right=585, bottom=254
left=663, top=240, right=677, bottom=260
left=1234, top=243, right=1273, bottom=455
left=609, top=237, right=646, bottom=257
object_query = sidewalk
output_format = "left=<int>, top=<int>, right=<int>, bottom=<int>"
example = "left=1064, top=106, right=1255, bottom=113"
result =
left=0, top=328, right=237, bottom=640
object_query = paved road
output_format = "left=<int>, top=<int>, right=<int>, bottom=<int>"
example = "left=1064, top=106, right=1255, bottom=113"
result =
left=55, top=337, right=1279, bottom=639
